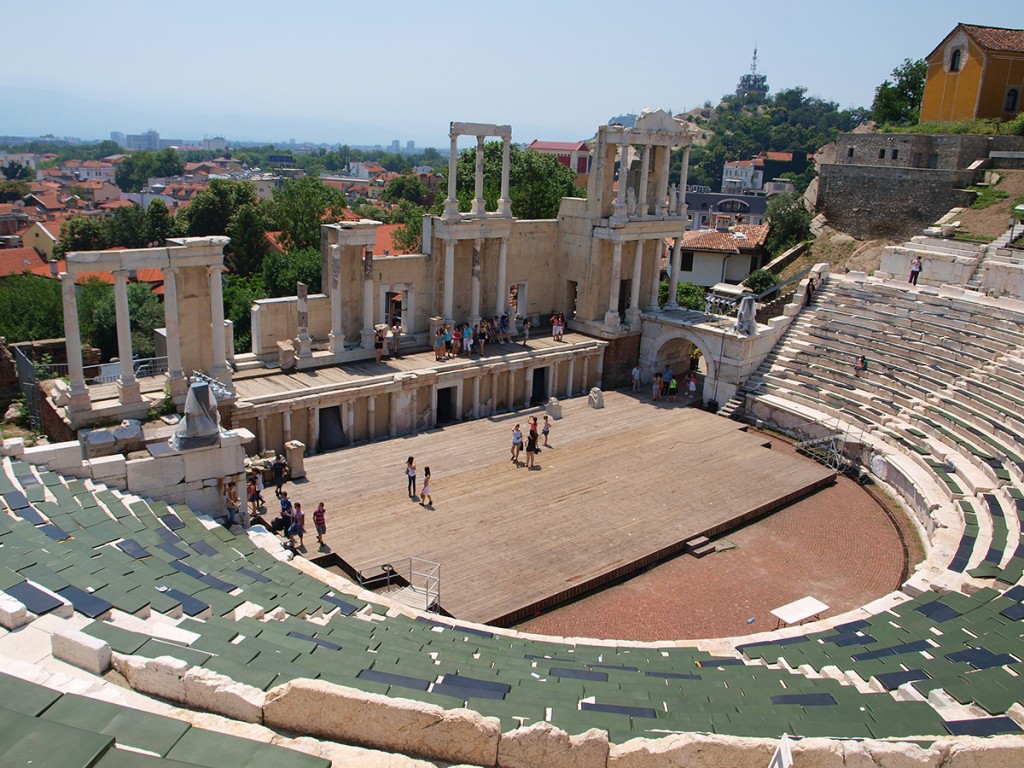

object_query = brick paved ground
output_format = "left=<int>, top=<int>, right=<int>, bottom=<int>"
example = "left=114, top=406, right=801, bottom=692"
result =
left=516, top=435, right=916, bottom=642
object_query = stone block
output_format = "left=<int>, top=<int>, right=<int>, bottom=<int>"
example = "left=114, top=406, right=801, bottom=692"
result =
left=127, top=453, right=185, bottom=491
left=24, top=441, right=84, bottom=471
left=0, top=436, right=25, bottom=456
left=183, top=443, right=242, bottom=483
left=0, top=594, right=31, bottom=630
left=183, top=667, right=264, bottom=724
left=88, top=454, right=127, bottom=481
left=50, top=380, right=71, bottom=406
left=545, top=398, right=563, bottom=420
left=263, top=679, right=500, bottom=766
left=285, top=440, right=306, bottom=479
left=112, top=653, right=188, bottom=704
left=51, top=626, right=111, bottom=675
left=498, top=722, right=607, bottom=768
left=587, top=388, right=604, bottom=409
left=608, top=733, right=774, bottom=768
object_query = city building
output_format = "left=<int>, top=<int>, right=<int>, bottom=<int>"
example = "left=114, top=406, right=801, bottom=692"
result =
left=526, top=140, right=591, bottom=174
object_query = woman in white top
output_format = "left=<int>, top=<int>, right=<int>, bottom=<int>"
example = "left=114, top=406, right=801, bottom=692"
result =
left=420, top=467, right=433, bottom=508
left=511, top=424, right=523, bottom=464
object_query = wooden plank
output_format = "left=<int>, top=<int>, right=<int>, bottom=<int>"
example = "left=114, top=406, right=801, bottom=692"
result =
left=287, top=392, right=835, bottom=625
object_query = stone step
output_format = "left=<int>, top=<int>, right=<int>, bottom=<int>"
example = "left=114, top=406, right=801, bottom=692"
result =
left=689, top=542, right=716, bottom=558
left=684, top=535, right=709, bottom=553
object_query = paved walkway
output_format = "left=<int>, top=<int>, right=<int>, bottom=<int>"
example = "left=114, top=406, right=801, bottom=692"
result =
left=516, top=434, right=911, bottom=641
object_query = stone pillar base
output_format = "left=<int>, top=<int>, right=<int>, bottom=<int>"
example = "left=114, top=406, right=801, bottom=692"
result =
left=443, top=200, right=460, bottom=219
left=117, top=380, right=142, bottom=404
left=284, top=440, right=306, bottom=478
left=68, top=392, right=92, bottom=413
left=209, top=365, right=232, bottom=388
left=329, top=332, right=344, bottom=355
left=360, top=329, right=376, bottom=350
left=167, top=373, right=188, bottom=403
left=603, top=311, right=621, bottom=330
left=625, top=309, right=641, bottom=327
left=498, top=199, right=512, bottom=217
left=295, top=337, right=312, bottom=359
left=663, top=301, right=679, bottom=311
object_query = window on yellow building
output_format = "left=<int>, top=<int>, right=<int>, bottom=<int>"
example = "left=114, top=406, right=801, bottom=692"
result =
left=950, top=49, right=961, bottom=72
left=1006, top=89, right=1019, bottom=114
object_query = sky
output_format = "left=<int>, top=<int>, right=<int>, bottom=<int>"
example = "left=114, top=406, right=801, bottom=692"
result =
left=3, top=0, right=1021, bottom=148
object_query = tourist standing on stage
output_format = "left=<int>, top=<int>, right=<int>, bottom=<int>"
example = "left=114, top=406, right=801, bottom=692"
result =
left=420, top=467, right=433, bottom=507
left=406, top=456, right=417, bottom=498
left=522, top=318, right=531, bottom=346
left=511, top=423, right=523, bottom=463
left=668, top=375, right=678, bottom=402
left=289, top=502, right=305, bottom=548
left=374, top=327, right=386, bottom=363
left=528, top=415, right=538, bottom=436
left=688, top=374, right=698, bottom=400
left=631, top=363, right=642, bottom=393
left=391, top=320, right=402, bottom=357
left=272, top=454, right=289, bottom=498
left=652, top=372, right=662, bottom=400
left=313, top=502, right=327, bottom=547
left=525, top=428, right=539, bottom=469
left=500, top=314, right=510, bottom=343
left=542, top=415, right=551, bottom=447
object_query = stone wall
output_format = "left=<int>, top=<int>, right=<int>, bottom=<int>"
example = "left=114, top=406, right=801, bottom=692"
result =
left=817, top=164, right=979, bottom=240
left=601, top=333, right=641, bottom=389
left=831, top=133, right=1024, bottom=170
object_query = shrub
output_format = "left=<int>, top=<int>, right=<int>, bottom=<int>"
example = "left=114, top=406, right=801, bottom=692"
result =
left=743, top=269, right=780, bottom=294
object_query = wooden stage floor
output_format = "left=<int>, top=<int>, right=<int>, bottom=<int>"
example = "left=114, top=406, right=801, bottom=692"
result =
left=295, top=391, right=835, bottom=626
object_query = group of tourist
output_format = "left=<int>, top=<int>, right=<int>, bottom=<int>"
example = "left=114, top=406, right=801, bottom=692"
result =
left=433, top=316, right=516, bottom=361
left=510, top=415, right=551, bottom=470
left=405, top=456, right=433, bottom=507
left=631, top=362, right=699, bottom=403
left=374, top=320, right=404, bottom=363
left=548, top=312, right=567, bottom=342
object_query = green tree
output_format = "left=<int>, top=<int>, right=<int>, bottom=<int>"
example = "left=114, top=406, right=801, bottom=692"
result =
left=261, top=247, right=322, bottom=297
left=223, top=273, right=268, bottom=353
left=181, top=179, right=257, bottom=237
left=269, top=177, right=348, bottom=252
left=3, top=161, right=32, bottom=180
left=765, top=192, right=812, bottom=255
left=658, top=280, right=705, bottom=310
left=872, top=58, right=927, bottom=126
left=126, top=281, right=164, bottom=357
left=383, top=175, right=430, bottom=206
left=113, top=149, right=185, bottom=192
left=153, top=147, right=184, bottom=177
left=0, top=179, right=29, bottom=202
left=443, top=143, right=581, bottom=219
left=0, top=274, right=64, bottom=342
left=743, top=268, right=780, bottom=294
left=107, top=205, right=150, bottom=249
left=225, top=201, right=270, bottom=276
left=390, top=201, right=426, bottom=253
left=55, top=216, right=108, bottom=258
left=77, top=278, right=116, bottom=359
left=145, top=198, right=176, bottom=244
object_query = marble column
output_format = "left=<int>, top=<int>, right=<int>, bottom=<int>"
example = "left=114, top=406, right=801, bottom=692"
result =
left=647, top=239, right=662, bottom=311
left=548, top=361, right=558, bottom=399
left=367, top=395, right=376, bottom=440
left=389, top=391, right=398, bottom=437
left=637, top=145, right=651, bottom=216
left=113, top=270, right=141, bottom=403
left=162, top=266, right=186, bottom=399
left=345, top=399, right=355, bottom=441
left=472, top=375, right=481, bottom=419
left=495, top=237, right=508, bottom=317
left=296, top=282, right=312, bottom=359
left=566, top=358, right=575, bottom=398
left=627, top=240, right=643, bottom=326
left=524, top=367, right=534, bottom=407
left=444, top=132, right=460, bottom=219
left=678, top=147, right=691, bottom=214
left=208, top=266, right=230, bottom=385
left=257, top=415, right=267, bottom=453
left=490, top=370, right=500, bottom=414
left=307, top=406, right=318, bottom=454
left=361, top=248, right=375, bottom=349
left=59, top=272, right=90, bottom=411
left=507, top=369, right=516, bottom=411
left=470, top=238, right=482, bottom=326
left=604, top=241, right=623, bottom=327
left=615, top=141, right=629, bottom=213
left=472, top=135, right=486, bottom=217
left=666, top=236, right=683, bottom=309
left=411, top=387, right=419, bottom=434
left=498, top=136, right=512, bottom=216
left=582, top=355, right=590, bottom=393
left=596, top=353, right=605, bottom=389
left=656, top=146, right=671, bottom=217
left=282, top=410, right=292, bottom=444
left=443, top=239, right=455, bottom=322
left=328, top=245, right=344, bottom=354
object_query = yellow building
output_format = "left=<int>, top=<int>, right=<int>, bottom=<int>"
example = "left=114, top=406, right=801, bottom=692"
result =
left=920, top=23, right=1024, bottom=123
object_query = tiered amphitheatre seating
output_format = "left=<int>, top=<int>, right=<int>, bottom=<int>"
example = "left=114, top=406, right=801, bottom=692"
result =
left=2, top=445, right=1023, bottom=761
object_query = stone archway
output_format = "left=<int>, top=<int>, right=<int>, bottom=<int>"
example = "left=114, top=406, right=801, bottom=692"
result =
left=641, top=325, right=719, bottom=403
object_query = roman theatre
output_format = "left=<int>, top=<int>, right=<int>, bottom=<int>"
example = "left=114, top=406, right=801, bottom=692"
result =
left=2, top=112, right=1024, bottom=767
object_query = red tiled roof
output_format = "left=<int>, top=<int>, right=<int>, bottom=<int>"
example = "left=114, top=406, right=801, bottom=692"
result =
left=265, top=231, right=286, bottom=253
left=962, top=23, right=1024, bottom=53
left=372, top=223, right=409, bottom=257
left=29, top=260, right=164, bottom=287
left=98, top=200, right=136, bottom=210
left=0, top=248, right=46, bottom=277
left=26, top=192, right=65, bottom=211
left=528, top=140, right=589, bottom=152
left=681, top=223, right=770, bottom=253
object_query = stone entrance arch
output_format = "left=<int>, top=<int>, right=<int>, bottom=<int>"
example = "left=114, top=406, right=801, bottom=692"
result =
left=641, top=326, right=719, bottom=404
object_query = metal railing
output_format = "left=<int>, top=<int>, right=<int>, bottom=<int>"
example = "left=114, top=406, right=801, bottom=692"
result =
left=91, top=356, right=168, bottom=384
left=366, top=557, right=442, bottom=613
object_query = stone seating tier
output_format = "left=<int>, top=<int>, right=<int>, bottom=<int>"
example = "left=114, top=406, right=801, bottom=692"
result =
left=3, top=453, right=1023, bottom=753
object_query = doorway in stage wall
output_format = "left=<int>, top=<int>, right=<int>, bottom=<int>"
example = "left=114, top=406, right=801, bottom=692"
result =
left=436, top=386, right=456, bottom=425
left=565, top=280, right=578, bottom=320
left=386, top=291, right=404, bottom=327
left=531, top=367, right=548, bottom=405
left=319, top=406, right=346, bottom=450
